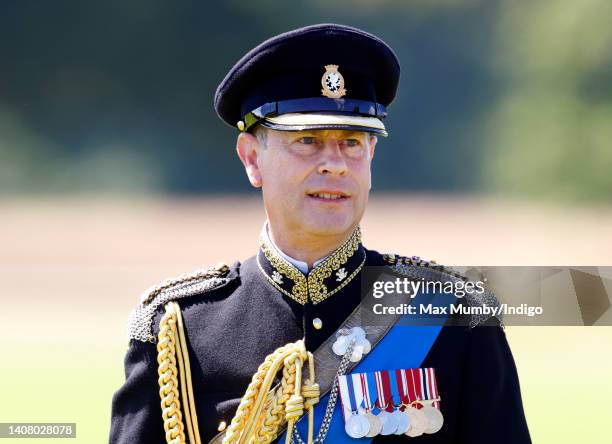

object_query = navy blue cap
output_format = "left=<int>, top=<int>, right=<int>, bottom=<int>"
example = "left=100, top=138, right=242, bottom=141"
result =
left=214, top=23, right=400, bottom=136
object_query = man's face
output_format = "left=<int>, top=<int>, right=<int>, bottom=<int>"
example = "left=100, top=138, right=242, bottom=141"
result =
left=238, top=127, right=377, bottom=238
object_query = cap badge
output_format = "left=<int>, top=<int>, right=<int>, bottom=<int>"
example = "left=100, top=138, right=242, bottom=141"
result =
left=321, top=64, right=347, bottom=98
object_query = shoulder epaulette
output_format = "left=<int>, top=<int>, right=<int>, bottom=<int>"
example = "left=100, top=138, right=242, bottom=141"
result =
left=461, top=286, right=503, bottom=328
left=383, top=254, right=502, bottom=328
left=128, top=262, right=232, bottom=343
left=383, top=253, right=466, bottom=280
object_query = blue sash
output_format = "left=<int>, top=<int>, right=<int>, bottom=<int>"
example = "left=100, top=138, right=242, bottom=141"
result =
left=279, top=291, right=455, bottom=443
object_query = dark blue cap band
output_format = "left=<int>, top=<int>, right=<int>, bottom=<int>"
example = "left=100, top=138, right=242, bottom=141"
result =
left=244, top=97, right=388, bottom=131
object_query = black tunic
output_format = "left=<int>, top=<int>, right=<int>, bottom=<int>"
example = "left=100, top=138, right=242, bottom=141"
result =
left=109, top=232, right=530, bottom=444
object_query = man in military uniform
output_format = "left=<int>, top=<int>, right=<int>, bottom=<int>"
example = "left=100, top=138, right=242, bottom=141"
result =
left=110, top=24, right=531, bottom=443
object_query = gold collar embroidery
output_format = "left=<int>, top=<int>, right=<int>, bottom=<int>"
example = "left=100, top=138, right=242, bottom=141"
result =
left=257, top=227, right=366, bottom=304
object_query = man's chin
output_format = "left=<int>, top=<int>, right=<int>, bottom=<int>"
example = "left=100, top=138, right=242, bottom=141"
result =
left=298, top=217, right=357, bottom=238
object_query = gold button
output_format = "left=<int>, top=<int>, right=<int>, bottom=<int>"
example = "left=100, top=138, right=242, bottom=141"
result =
left=312, top=318, right=323, bottom=330
left=217, top=421, right=227, bottom=432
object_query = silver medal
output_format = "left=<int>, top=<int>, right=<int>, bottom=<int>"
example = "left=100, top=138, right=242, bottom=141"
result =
left=364, top=412, right=382, bottom=437
left=332, top=335, right=350, bottom=356
left=404, top=406, right=428, bottom=437
left=345, top=414, right=370, bottom=438
left=422, top=404, right=444, bottom=434
left=392, top=409, right=411, bottom=434
left=377, top=410, right=398, bottom=435
left=332, top=327, right=370, bottom=363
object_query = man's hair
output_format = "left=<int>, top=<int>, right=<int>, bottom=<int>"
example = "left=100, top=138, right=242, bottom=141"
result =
left=253, top=125, right=268, bottom=148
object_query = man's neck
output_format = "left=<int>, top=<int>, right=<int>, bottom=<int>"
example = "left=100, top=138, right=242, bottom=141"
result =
left=267, top=225, right=355, bottom=269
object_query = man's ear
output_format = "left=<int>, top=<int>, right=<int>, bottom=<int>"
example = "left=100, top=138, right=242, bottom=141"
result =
left=236, top=132, right=263, bottom=188
left=368, top=135, right=377, bottom=190
left=369, top=135, right=377, bottom=160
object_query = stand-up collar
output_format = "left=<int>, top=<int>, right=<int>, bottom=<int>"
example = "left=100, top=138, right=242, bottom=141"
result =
left=256, top=226, right=366, bottom=305
left=259, top=223, right=328, bottom=274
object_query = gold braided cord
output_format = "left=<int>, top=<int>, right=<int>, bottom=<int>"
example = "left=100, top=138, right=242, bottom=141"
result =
left=171, top=301, right=202, bottom=444
left=157, top=301, right=321, bottom=444
left=238, top=347, right=301, bottom=444
left=254, top=352, right=301, bottom=443
left=283, top=357, right=303, bottom=444
left=157, top=306, right=186, bottom=444
left=221, top=340, right=320, bottom=444
left=221, top=343, right=291, bottom=444
left=169, top=303, right=195, bottom=444
left=302, top=353, right=318, bottom=444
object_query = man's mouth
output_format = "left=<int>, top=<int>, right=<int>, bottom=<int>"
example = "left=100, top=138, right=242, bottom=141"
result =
left=307, top=191, right=350, bottom=201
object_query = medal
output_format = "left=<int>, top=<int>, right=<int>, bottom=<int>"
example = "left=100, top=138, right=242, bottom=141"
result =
left=345, top=414, right=369, bottom=438
left=332, top=327, right=371, bottom=363
left=349, top=327, right=371, bottom=362
left=402, top=368, right=428, bottom=437
left=426, top=367, right=441, bottom=409
left=361, top=373, right=382, bottom=437
left=392, top=409, right=410, bottom=434
left=405, top=406, right=428, bottom=437
left=350, top=373, right=371, bottom=437
left=374, top=370, right=398, bottom=435
left=417, top=368, right=444, bottom=434
left=364, top=412, right=382, bottom=437
left=338, top=373, right=371, bottom=438
left=391, top=369, right=412, bottom=434
left=332, top=334, right=351, bottom=356
left=422, top=403, right=444, bottom=434
left=338, top=375, right=362, bottom=437
left=376, top=410, right=397, bottom=435
left=336, top=366, right=443, bottom=439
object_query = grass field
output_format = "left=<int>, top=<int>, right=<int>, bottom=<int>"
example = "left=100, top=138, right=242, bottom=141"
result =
left=2, top=194, right=611, bottom=443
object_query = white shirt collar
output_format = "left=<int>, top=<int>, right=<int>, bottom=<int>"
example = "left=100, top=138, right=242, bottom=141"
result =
left=261, top=222, right=327, bottom=274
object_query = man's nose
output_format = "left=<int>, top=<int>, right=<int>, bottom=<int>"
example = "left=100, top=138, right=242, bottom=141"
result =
left=317, top=142, right=347, bottom=176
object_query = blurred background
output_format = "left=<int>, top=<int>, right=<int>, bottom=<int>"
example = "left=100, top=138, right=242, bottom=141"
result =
left=1, top=0, right=611, bottom=442
left=2, top=0, right=612, bottom=200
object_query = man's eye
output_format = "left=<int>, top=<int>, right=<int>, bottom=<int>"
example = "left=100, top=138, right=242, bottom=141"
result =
left=300, top=137, right=316, bottom=144
left=346, top=139, right=360, bottom=147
